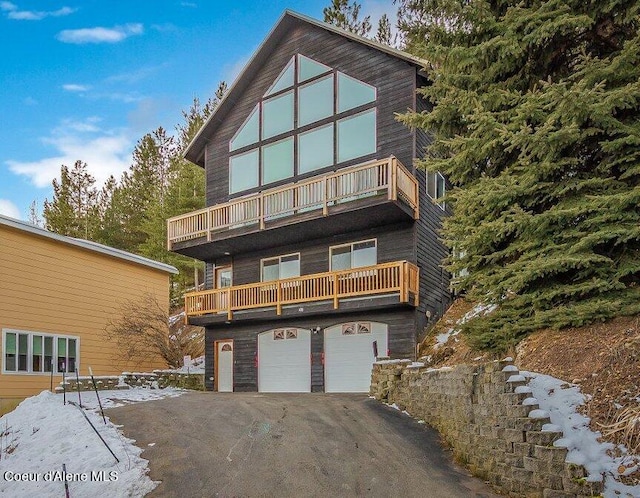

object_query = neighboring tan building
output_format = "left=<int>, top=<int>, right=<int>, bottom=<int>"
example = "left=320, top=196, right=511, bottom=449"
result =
left=167, top=11, right=452, bottom=393
left=0, top=214, right=177, bottom=411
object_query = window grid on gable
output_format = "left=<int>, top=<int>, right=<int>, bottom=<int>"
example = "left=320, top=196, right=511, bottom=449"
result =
left=228, top=53, right=377, bottom=195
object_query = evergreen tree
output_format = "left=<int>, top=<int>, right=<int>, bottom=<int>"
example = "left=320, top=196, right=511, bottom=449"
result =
left=41, top=85, right=227, bottom=307
left=323, top=0, right=371, bottom=36
left=28, top=200, right=43, bottom=227
left=43, top=160, right=99, bottom=239
left=139, top=90, right=225, bottom=303
left=398, top=0, right=640, bottom=350
left=375, top=13, right=392, bottom=45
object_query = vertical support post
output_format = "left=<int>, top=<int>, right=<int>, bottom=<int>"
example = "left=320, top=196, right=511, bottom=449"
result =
left=414, top=265, right=420, bottom=306
left=184, top=295, right=188, bottom=324
left=390, top=158, right=398, bottom=201
left=276, top=281, right=282, bottom=315
left=227, top=289, right=233, bottom=321
left=401, top=262, right=409, bottom=303
left=333, top=273, right=339, bottom=309
left=323, top=178, right=328, bottom=216
left=260, top=193, right=265, bottom=230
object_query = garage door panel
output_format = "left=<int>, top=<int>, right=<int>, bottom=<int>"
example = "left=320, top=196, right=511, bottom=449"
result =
left=325, top=322, right=388, bottom=393
left=258, top=329, right=311, bottom=393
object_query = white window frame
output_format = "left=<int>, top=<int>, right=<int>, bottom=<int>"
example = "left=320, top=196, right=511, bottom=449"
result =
left=228, top=54, right=379, bottom=196
left=329, top=239, right=377, bottom=271
left=427, top=171, right=447, bottom=210
left=2, top=329, right=80, bottom=375
left=260, top=253, right=301, bottom=282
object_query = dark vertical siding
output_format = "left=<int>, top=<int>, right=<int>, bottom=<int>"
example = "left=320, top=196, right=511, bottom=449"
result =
left=204, top=263, right=214, bottom=290
left=229, top=224, right=415, bottom=286
left=204, top=23, right=416, bottom=207
left=195, top=24, right=454, bottom=393
left=414, top=84, right=452, bottom=328
left=205, top=308, right=416, bottom=392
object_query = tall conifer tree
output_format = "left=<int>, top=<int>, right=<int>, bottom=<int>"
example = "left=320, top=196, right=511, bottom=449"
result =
left=43, top=160, right=99, bottom=239
left=398, top=0, right=640, bottom=349
left=323, top=0, right=372, bottom=36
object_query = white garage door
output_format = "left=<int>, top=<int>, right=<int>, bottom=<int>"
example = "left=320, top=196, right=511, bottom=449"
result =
left=324, top=322, right=388, bottom=393
left=258, top=328, right=311, bottom=392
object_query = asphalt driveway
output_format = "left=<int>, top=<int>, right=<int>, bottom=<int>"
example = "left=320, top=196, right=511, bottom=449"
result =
left=107, top=392, right=498, bottom=498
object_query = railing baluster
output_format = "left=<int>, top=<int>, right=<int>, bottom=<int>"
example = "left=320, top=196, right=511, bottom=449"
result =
left=169, top=158, right=420, bottom=257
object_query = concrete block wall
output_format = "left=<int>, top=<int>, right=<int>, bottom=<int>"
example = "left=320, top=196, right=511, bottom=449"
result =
left=370, top=359, right=604, bottom=498
left=57, top=371, right=205, bottom=393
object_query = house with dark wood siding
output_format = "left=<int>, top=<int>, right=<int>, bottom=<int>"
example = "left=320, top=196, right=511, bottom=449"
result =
left=167, top=11, right=451, bottom=393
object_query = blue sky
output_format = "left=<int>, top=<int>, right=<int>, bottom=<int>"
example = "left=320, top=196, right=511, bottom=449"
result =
left=0, top=0, right=393, bottom=220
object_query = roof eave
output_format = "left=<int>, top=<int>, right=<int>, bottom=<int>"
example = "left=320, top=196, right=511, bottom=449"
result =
left=0, top=214, right=179, bottom=275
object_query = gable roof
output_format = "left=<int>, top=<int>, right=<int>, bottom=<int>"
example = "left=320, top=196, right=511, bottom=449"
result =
left=184, top=10, right=429, bottom=167
left=0, top=214, right=178, bottom=275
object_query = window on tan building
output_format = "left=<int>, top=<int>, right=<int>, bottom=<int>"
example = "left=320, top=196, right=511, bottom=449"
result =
left=3, top=330, right=78, bottom=374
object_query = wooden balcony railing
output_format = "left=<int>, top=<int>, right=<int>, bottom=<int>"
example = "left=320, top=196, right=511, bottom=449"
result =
left=167, top=156, right=419, bottom=249
left=184, top=261, right=419, bottom=321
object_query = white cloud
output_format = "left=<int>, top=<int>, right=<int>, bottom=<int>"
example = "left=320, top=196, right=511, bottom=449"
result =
left=6, top=119, right=133, bottom=188
left=62, top=83, right=90, bottom=92
left=0, top=2, right=16, bottom=12
left=0, top=199, right=21, bottom=219
left=105, top=63, right=168, bottom=85
left=1, top=3, right=75, bottom=21
left=56, top=23, right=144, bottom=44
left=150, top=23, right=177, bottom=33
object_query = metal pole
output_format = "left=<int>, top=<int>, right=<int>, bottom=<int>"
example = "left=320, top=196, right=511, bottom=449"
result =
left=62, top=367, right=66, bottom=405
left=62, top=464, right=70, bottom=498
left=68, top=401, right=119, bottom=463
left=89, top=367, right=107, bottom=424
left=75, top=368, right=82, bottom=408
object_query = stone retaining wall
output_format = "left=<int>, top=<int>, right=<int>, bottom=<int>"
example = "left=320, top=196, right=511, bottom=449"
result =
left=56, top=370, right=205, bottom=393
left=370, top=359, right=603, bottom=498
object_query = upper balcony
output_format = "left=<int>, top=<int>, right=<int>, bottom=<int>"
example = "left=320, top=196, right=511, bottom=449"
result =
left=167, top=156, right=419, bottom=260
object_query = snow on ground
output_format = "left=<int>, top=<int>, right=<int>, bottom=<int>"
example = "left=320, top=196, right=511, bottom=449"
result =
left=0, top=388, right=185, bottom=497
left=523, top=371, right=640, bottom=498
left=435, top=328, right=458, bottom=348
left=169, top=311, right=185, bottom=326
left=433, top=302, right=497, bottom=349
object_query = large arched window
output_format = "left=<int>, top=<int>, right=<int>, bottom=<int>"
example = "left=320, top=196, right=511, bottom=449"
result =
left=228, top=54, right=377, bottom=194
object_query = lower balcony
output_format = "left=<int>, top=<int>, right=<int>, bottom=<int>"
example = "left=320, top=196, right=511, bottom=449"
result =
left=184, top=260, right=419, bottom=324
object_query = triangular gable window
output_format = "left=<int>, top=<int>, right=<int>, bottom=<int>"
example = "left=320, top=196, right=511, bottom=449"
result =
left=229, top=54, right=378, bottom=194
left=337, top=72, right=376, bottom=113
left=265, top=57, right=295, bottom=96
left=298, top=54, right=331, bottom=83
left=230, top=104, right=259, bottom=151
